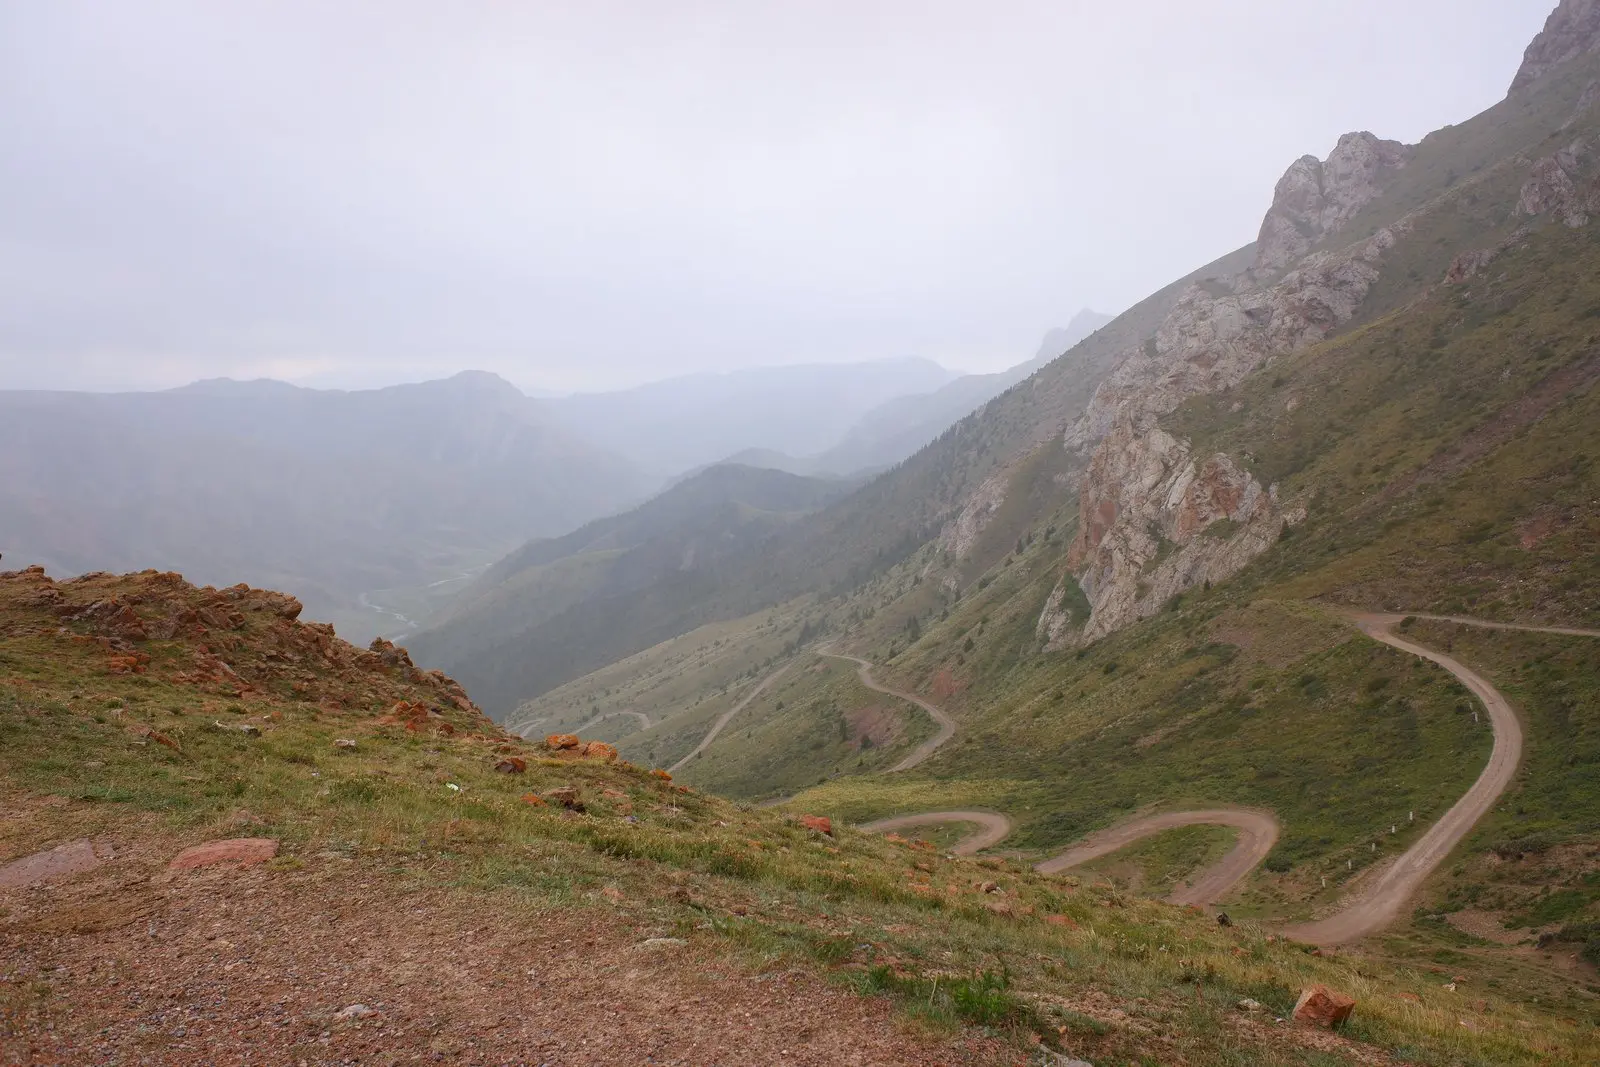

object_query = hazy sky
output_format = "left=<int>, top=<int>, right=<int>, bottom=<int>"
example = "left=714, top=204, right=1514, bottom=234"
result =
left=0, top=1, right=1558, bottom=393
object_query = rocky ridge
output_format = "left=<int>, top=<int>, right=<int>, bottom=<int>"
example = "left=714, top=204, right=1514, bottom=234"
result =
left=991, top=132, right=1414, bottom=646
left=0, top=564, right=490, bottom=726
left=1025, top=73, right=1600, bottom=647
left=1249, top=132, right=1412, bottom=278
left=1511, top=0, right=1600, bottom=95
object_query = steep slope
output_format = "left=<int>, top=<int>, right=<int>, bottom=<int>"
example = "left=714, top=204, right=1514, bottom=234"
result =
left=0, top=565, right=1590, bottom=1066
left=415, top=250, right=1252, bottom=718
left=538, top=358, right=955, bottom=475
left=510, top=7, right=1600, bottom=1010
left=407, top=465, right=856, bottom=714
left=1029, top=42, right=1600, bottom=648
left=1512, top=0, right=1600, bottom=94
left=0, top=372, right=651, bottom=643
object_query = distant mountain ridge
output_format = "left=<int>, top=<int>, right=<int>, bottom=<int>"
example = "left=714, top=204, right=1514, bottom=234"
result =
left=718, top=312, right=1116, bottom=479
left=535, top=358, right=958, bottom=476
left=0, top=371, right=652, bottom=642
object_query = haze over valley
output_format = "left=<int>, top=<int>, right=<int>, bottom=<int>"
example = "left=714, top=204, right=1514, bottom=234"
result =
left=4, top=4, right=1600, bottom=1064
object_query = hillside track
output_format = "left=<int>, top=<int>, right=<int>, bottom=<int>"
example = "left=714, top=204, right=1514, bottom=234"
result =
left=669, top=665, right=790, bottom=774
left=573, top=709, right=652, bottom=735
left=1281, top=612, right=1531, bottom=944
left=854, top=612, right=1597, bottom=943
left=821, top=652, right=958, bottom=772
left=1392, top=612, right=1600, bottom=640
left=858, top=811, right=1013, bottom=856
left=1036, top=808, right=1280, bottom=907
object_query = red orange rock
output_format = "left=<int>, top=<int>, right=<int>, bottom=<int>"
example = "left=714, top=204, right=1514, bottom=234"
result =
left=168, top=838, right=279, bottom=871
left=1293, top=985, right=1355, bottom=1029
left=799, top=815, right=833, bottom=836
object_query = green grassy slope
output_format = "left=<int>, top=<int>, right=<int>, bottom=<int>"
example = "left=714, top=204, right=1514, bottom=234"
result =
left=410, top=246, right=1257, bottom=718
left=10, top=568, right=1589, bottom=1064
left=408, top=465, right=853, bottom=714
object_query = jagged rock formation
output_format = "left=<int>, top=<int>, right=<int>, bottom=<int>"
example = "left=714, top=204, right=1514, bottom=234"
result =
left=1025, top=135, right=1422, bottom=645
left=1511, top=0, right=1600, bottom=95
left=1518, top=137, right=1598, bottom=226
left=1029, top=38, right=1600, bottom=650
left=1250, top=132, right=1411, bottom=277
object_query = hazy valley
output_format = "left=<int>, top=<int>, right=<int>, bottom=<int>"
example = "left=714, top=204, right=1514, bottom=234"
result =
left=4, top=3, right=1600, bottom=1065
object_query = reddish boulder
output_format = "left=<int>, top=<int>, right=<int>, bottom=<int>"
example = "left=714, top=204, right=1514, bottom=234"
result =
left=1293, top=985, right=1355, bottom=1029
left=106, top=653, right=150, bottom=675
left=1045, top=914, right=1080, bottom=929
left=168, top=838, right=279, bottom=871
left=545, top=734, right=581, bottom=751
left=650, top=769, right=672, bottom=781
left=798, top=815, right=833, bottom=836
left=494, top=756, right=527, bottom=774
left=582, top=741, right=618, bottom=761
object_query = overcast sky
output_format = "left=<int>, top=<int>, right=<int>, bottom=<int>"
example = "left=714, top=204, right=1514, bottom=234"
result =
left=0, top=1, right=1558, bottom=393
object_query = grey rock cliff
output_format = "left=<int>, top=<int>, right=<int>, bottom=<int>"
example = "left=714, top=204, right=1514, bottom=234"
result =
left=1250, top=132, right=1410, bottom=277
left=1033, top=134, right=1418, bottom=646
left=1511, top=0, right=1600, bottom=96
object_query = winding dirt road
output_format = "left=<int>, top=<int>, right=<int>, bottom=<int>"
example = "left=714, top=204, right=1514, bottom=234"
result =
left=573, top=709, right=652, bottom=735
left=1037, top=809, right=1281, bottom=907
left=669, top=666, right=790, bottom=774
left=821, top=653, right=958, bottom=772
left=1391, top=612, right=1600, bottom=640
left=853, top=612, right=1595, bottom=942
left=858, top=811, right=1013, bottom=856
left=1281, top=612, right=1528, bottom=944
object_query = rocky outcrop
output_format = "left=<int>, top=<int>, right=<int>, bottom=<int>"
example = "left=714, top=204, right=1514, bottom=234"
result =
left=1250, top=133, right=1410, bottom=277
left=1510, top=0, right=1600, bottom=96
left=1518, top=138, right=1597, bottom=226
left=1, top=565, right=492, bottom=726
left=1046, top=137, right=1415, bottom=646
left=1062, top=417, right=1304, bottom=642
left=938, top=467, right=1012, bottom=560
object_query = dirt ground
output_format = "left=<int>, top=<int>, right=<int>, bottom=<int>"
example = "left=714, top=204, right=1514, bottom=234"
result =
left=0, top=838, right=1013, bottom=1066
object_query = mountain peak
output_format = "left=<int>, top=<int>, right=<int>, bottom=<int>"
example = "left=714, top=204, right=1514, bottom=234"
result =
left=438, top=369, right=524, bottom=395
left=169, top=376, right=302, bottom=396
left=1033, top=311, right=1114, bottom=364
left=1511, top=0, right=1600, bottom=96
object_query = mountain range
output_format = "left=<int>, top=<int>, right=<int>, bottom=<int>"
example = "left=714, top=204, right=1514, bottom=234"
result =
left=5, top=4, right=1600, bottom=1063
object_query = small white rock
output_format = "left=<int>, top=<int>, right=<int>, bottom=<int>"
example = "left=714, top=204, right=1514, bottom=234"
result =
left=334, top=1004, right=376, bottom=1020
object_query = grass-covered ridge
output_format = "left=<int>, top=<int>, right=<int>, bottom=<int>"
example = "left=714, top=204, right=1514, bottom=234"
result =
left=1, top=565, right=1593, bottom=1064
